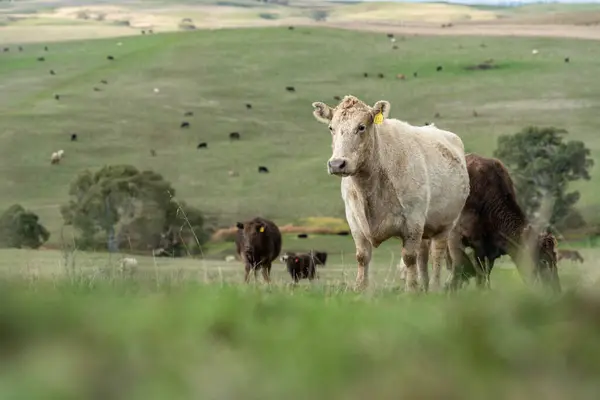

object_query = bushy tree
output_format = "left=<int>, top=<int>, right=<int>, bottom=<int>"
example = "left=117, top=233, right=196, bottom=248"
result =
left=0, top=204, right=50, bottom=249
left=493, top=126, right=593, bottom=228
left=61, top=165, right=210, bottom=253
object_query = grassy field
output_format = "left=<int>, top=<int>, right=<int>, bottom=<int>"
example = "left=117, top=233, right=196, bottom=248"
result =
left=1, top=26, right=600, bottom=246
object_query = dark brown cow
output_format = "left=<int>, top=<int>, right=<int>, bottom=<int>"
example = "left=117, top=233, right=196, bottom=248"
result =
left=280, top=252, right=317, bottom=282
left=235, top=217, right=282, bottom=283
left=445, top=153, right=560, bottom=292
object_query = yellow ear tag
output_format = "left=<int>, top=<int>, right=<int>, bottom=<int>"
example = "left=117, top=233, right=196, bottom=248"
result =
left=259, top=227, right=265, bottom=233
left=374, top=112, right=384, bottom=125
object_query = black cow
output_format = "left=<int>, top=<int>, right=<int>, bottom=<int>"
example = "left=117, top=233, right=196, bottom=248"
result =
left=180, top=122, right=190, bottom=128
left=229, top=132, right=240, bottom=140
left=71, top=133, right=78, bottom=141
left=107, top=55, right=115, bottom=60
left=436, top=65, right=443, bottom=71
left=246, top=103, right=252, bottom=109
left=258, top=166, right=269, bottom=173
left=197, top=142, right=207, bottom=149
left=280, top=252, right=317, bottom=283
left=285, top=86, right=295, bottom=92
left=297, top=234, right=308, bottom=239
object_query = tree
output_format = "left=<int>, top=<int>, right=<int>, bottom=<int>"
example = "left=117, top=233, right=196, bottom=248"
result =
left=493, top=126, right=593, bottom=228
left=0, top=204, right=50, bottom=249
left=61, top=165, right=210, bottom=253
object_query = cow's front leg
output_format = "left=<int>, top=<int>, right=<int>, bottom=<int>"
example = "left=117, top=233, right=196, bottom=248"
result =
left=261, top=263, right=272, bottom=284
left=417, top=239, right=430, bottom=292
left=354, top=234, right=373, bottom=290
left=402, top=231, right=423, bottom=293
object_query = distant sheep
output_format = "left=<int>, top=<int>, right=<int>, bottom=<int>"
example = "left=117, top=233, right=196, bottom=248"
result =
left=50, top=152, right=60, bottom=165
left=225, top=255, right=236, bottom=262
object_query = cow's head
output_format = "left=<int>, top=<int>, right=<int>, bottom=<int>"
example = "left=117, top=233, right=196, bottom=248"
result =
left=522, top=226, right=561, bottom=293
left=236, top=220, right=267, bottom=253
left=312, top=95, right=390, bottom=177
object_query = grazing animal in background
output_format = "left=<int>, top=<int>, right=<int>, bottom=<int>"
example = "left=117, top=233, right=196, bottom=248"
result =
left=54, top=94, right=60, bottom=100
left=93, top=87, right=101, bottom=92
left=337, top=231, right=349, bottom=236
left=377, top=73, right=384, bottom=78
left=443, top=154, right=560, bottom=292
left=311, top=95, right=470, bottom=291
left=288, top=26, right=294, bottom=30
left=297, top=233, right=308, bottom=239
left=180, top=121, right=190, bottom=128
left=50, top=70, right=56, bottom=75
left=392, top=45, right=398, bottom=50
left=44, top=46, right=48, bottom=51
left=107, top=55, right=115, bottom=60
left=70, top=133, right=78, bottom=141
left=37, top=57, right=45, bottom=62
left=286, top=86, right=296, bottom=92
left=363, top=72, right=368, bottom=78
left=334, top=96, right=341, bottom=101
left=57, top=149, right=64, bottom=159
left=142, top=30, right=146, bottom=34
left=118, top=257, right=138, bottom=274
left=197, top=142, right=207, bottom=149
left=184, top=111, right=193, bottom=116
left=473, top=110, right=478, bottom=117
left=396, top=74, right=405, bottom=80
left=557, top=249, right=584, bottom=263
left=280, top=252, right=317, bottom=282
left=434, top=112, right=440, bottom=118
left=228, top=170, right=239, bottom=177
left=436, top=65, right=443, bottom=71
left=101, top=80, right=108, bottom=84
left=246, top=103, right=252, bottom=109
left=50, top=152, right=61, bottom=165
left=235, top=217, right=282, bottom=283
left=149, top=29, right=154, bottom=34
left=150, top=149, right=156, bottom=157
left=258, top=166, right=269, bottom=173
left=229, top=132, right=240, bottom=140
left=310, top=250, right=328, bottom=266
left=413, top=72, right=418, bottom=77
left=387, top=33, right=394, bottom=38
left=564, top=57, right=570, bottom=63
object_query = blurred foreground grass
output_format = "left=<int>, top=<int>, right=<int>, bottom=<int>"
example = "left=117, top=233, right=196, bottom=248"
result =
left=1, top=271, right=600, bottom=399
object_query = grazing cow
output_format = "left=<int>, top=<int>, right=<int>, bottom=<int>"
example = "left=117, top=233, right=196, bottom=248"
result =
left=235, top=217, right=282, bottom=283
left=107, top=55, right=114, bottom=60
left=311, top=95, right=470, bottom=291
left=180, top=121, right=190, bottom=128
left=184, top=111, right=193, bottom=116
left=71, top=133, right=77, bottom=141
left=310, top=250, right=328, bottom=266
left=197, top=142, right=207, bottom=149
left=297, top=233, right=308, bottom=239
left=54, top=94, right=60, bottom=100
left=387, top=33, right=394, bottom=38
left=246, top=103, right=252, bottom=109
left=436, top=66, right=443, bottom=71
left=334, top=96, right=341, bottom=101
left=93, top=87, right=101, bottom=92
left=434, top=112, right=440, bottom=118
left=142, top=30, right=146, bottom=34
left=150, top=149, right=156, bottom=157
left=413, top=72, right=418, bottom=77
left=564, top=57, right=570, bottom=63
left=101, top=80, right=108, bottom=84
left=258, top=166, right=269, bottom=173
left=286, top=86, right=296, bottom=92
left=50, top=70, right=55, bottom=75
left=288, top=26, right=294, bottom=30
left=229, top=132, right=240, bottom=140
left=44, top=46, right=48, bottom=51
left=377, top=73, right=384, bottom=78
left=363, top=72, right=368, bottom=78
left=444, top=154, right=560, bottom=292
left=557, top=249, right=584, bottom=263
left=50, top=152, right=60, bottom=165
left=37, top=57, right=45, bottom=62
left=280, top=252, right=317, bottom=282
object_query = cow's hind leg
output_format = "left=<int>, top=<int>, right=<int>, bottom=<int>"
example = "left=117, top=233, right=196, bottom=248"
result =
left=417, top=239, right=430, bottom=292
left=354, top=234, right=373, bottom=290
left=402, top=229, right=424, bottom=293
left=445, top=230, right=466, bottom=292
left=430, top=234, right=451, bottom=291
left=261, top=263, right=272, bottom=284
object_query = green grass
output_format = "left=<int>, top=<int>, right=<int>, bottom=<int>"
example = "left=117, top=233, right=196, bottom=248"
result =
left=1, top=27, right=600, bottom=245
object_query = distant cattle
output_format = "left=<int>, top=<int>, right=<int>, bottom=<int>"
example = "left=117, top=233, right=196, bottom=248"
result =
left=286, top=86, right=295, bottom=92
left=436, top=65, right=443, bottom=71
left=150, top=149, right=156, bottom=157
left=445, top=154, right=560, bottom=292
left=392, top=45, right=398, bottom=50
left=229, top=132, right=240, bottom=140
left=333, top=96, right=341, bottom=101
left=377, top=73, right=384, bottom=78
left=107, top=55, right=115, bottom=60
left=311, top=95, right=470, bottom=291
left=101, top=80, right=108, bottom=85
left=50, top=70, right=55, bottom=75
left=18, top=46, right=23, bottom=52
left=363, top=72, right=368, bottom=78
left=564, top=57, right=570, bottom=63
left=197, top=142, right=207, bottom=149
left=54, top=94, right=60, bottom=100
left=336, top=231, right=349, bottom=236
left=149, top=29, right=154, bottom=34
left=3, top=47, right=9, bottom=52
left=396, top=74, right=405, bottom=80
left=142, top=30, right=146, bottom=34
left=297, top=234, right=308, bottom=239
left=280, top=252, right=317, bottom=283
left=37, top=57, right=45, bottom=62
left=180, top=121, right=190, bottom=128
left=44, top=46, right=48, bottom=51
left=258, top=166, right=269, bottom=173
left=70, top=133, right=78, bottom=141
left=228, top=170, right=239, bottom=177
left=413, top=72, right=418, bottom=77
left=387, top=33, right=394, bottom=38
left=288, top=26, right=294, bottom=30
left=235, top=217, right=282, bottom=283
left=557, top=249, right=584, bottom=263
left=473, top=110, right=478, bottom=117
left=184, top=111, right=193, bottom=116
left=93, top=87, right=101, bottom=92
left=246, top=103, right=252, bottom=109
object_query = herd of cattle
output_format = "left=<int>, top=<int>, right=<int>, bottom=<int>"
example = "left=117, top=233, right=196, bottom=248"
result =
left=234, top=95, right=568, bottom=293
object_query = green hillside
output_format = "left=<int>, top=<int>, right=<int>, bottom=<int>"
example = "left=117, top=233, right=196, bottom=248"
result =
left=1, top=27, right=599, bottom=245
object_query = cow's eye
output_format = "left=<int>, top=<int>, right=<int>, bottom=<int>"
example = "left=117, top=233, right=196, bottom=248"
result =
left=357, top=124, right=366, bottom=133
left=328, top=125, right=333, bottom=131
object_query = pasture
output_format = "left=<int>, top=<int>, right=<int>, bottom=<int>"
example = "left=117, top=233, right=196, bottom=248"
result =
left=1, top=26, right=600, bottom=246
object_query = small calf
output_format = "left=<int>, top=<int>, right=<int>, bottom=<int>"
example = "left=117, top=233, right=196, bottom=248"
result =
left=180, top=121, right=190, bottom=128
left=258, top=166, right=269, bottom=173
left=280, top=253, right=317, bottom=283
left=286, top=86, right=296, bottom=92
left=71, top=133, right=78, bottom=141
left=197, top=142, right=207, bottom=149
left=229, top=132, right=240, bottom=140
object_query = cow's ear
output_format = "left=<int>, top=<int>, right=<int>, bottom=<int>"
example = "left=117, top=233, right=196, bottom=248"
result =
left=256, top=224, right=265, bottom=233
left=236, top=222, right=244, bottom=229
left=371, top=100, right=391, bottom=119
left=312, top=102, right=334, bottom=124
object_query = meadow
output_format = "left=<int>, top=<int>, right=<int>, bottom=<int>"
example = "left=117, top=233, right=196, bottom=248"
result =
left=2, top=1, right=600, bottom=397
